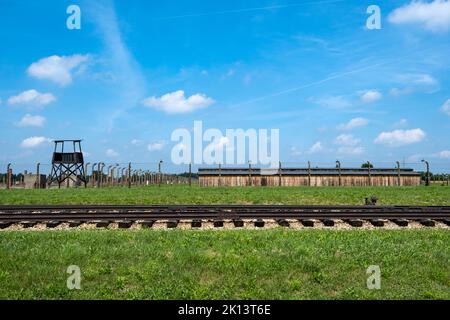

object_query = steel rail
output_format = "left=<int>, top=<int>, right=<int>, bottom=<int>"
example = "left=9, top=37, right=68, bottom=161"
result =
left=0, top=204, right=449, bottom=211
left=0, top=205, right=449, bottom=223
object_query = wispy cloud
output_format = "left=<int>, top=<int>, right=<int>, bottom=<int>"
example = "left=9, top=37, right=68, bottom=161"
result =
left=20, top=136, right=51, bottom=148
left=359, top=90, right=382, bottom=104
left=335, top=134, right=360, bottom=146
left=441, top=99, right=450, bottom=116
left=306, top=141, right=325, bottom=154
left=309, top=95, right=351, bottom=108
left=337, top=117, right=369, bottom=130
left=16, top=114, right=46, bottom=127
left=86, top=0, right=146, bottom=131
left=147, top=141, right=166, bottom=152
left=390, top=73, right=439, bottom=95
left=105, top=148, right=119, bottom=157
left=151, top=0, right=345, bottom=21
left=8, top=89, right=56, bottom=106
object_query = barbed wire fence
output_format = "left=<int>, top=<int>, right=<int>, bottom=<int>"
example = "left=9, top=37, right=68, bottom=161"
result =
left=0, top=160, right=449, bottom=189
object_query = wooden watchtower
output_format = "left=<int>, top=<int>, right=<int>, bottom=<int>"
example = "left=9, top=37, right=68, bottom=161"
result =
left=47, top=140, right=87, bottom=188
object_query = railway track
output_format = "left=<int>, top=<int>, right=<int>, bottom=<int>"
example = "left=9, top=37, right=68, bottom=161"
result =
left=0, top=205, right=449, bottom=229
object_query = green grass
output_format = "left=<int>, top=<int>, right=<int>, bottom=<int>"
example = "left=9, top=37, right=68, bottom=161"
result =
left=0, top=185, right=449, bottom=205
left=0, top=229, right=448, bottom=299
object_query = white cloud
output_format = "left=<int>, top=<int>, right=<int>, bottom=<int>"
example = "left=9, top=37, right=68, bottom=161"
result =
left=335, top=134, right=363, bottom=155
left=389, top=87, right=413, bottom=96
left=16, top=114, right=46, bottom=127
left=393, top=118, right=408, bottom=128
left=310, top=95, right=351, bottom=108
left=105, top=148, right=119, bottom=157
left=307, top=141, right=324, bottom=154
left=438, top=150, right=450, bottom=158
left=359, top=90, right=382, bottom=104
left=337, top=117, right=369, bottom=130
left=337, top=146, right=364, bottom=156
left=225, top=69, right=235, bottom=77
left=390, top=73, right=439, bottom=96
left=147, top=141, right=166, bottom=152
left=396, top=73, right=438, bottom=86
left=27, top=54, right=90, bottom=86
left=441, top=99, right=450, bottom=116
left=374, top=128, right=426, bottom=147
left=8, top=89, right=56, bottom=106
left=335, top=134, right=360, bottom=146
left=142, top=90, right=215, bottom=114
left=20, top=136, right=51, bottom=148
left=388, top=0, right=450, bottom=33
left=131, top=139, right=143, bottom=146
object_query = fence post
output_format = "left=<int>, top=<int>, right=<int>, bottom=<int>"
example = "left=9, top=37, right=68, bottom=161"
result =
left=248, top=161, right=252, bottom=186
left=158, top=160, right=163, bottom=187
left=421, top=159, right=429, bottom=186
left=279, top=161, right=282, bottom=186
left=367, top=161, right=372, bottom=186
left=84, top=162, right=90, bottom=185
left=7, top=163, right=11, bottom=190
left=336, top=160, right=341, bottom=187
left=36, top=163, right=40, bottom=189
left=218, top=163, right=222, bottom=187
left=128, top=162, right=131, bottom=188
left=189, top=163, right=192, bottom=186
left=396, top=161, right=401, bottom=186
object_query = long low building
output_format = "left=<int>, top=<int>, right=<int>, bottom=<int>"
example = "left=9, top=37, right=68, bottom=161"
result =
left=198, top=167, right=422, bottom=187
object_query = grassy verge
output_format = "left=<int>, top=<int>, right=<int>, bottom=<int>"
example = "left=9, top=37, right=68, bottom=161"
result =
left=0, top=185, right=449, bottom=205
left=0, top=229, right=448, bottom=299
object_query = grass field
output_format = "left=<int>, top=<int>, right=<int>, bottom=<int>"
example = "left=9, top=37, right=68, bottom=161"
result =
left=0, top=185, right=449, bottom=205
left=0, top=229, right=448, bottom=299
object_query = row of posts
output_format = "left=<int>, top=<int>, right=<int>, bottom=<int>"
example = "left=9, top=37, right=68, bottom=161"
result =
left=2, top=161, right=193, bottom=189
left=216, top=160, right=439, bottom=187
left=84, top=162, right=192, bottom=188
left=0, top=160, right=446, bottom=189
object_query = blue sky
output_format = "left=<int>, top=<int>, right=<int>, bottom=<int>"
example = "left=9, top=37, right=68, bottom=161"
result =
left=0, top=0, right=449, bottom=172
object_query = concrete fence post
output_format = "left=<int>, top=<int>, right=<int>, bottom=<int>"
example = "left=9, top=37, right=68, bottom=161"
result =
left=279, top=161, right=282, bottom=187
left=7, top=163, right=11, bottom=190
left=158, top=160, right=163, bottom=187
left=336, top=160, right=341, bottom=187
left=421, top=159, right=430, bottom=186
left=189, top=163, right=192, bottom=186
left=248, top=161, right=252, bottom=186
left=36, top=163, right=40, bottom=189
left=128, top=162, right=131, bottom=188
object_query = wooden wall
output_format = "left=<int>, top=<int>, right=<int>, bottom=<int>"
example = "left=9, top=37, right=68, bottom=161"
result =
left=199, top=174, right=421, bottom=187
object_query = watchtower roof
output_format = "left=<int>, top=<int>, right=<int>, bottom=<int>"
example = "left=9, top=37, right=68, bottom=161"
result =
left=53, top=139, right=83, bottom=143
